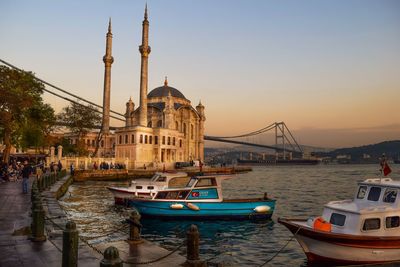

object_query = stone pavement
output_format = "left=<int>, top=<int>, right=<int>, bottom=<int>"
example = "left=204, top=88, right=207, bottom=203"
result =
left=0, top=176, right=190, bottom=267
left=0, top=178, right=99, bottom=267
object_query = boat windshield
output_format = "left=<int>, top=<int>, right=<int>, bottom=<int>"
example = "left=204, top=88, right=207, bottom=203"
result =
left=186, top=178, right=197, bottom=188
left=151, top=174, right=167, bottom=182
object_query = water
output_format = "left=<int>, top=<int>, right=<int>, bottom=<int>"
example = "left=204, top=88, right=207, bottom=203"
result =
left=59, top=164, right=400, bottom=266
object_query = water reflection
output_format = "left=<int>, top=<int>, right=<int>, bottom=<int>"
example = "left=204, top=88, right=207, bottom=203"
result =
left=59, top=164, right=400, bottom=266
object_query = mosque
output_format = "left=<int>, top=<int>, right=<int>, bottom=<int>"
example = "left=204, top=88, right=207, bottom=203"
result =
left=99, top=6, right=205, bottom=169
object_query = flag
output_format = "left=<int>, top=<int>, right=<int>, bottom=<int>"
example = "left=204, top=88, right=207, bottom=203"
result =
left=383, top=162, right=392, bottom=176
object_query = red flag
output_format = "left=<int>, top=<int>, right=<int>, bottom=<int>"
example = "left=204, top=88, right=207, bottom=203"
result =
left=383, top=162, right=392, bottom=176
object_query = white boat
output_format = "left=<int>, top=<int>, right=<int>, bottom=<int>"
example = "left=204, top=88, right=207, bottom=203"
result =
left=107, top=172, right=188, bottom=204
left=279, top=177, right=400, bottom=265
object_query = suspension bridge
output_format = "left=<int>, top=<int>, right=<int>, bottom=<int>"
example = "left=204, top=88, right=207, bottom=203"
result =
left=1, top=59, right=306, bottom=159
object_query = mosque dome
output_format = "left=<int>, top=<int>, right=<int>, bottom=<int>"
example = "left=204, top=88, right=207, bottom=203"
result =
left=147, top=77, right=187, bottom=100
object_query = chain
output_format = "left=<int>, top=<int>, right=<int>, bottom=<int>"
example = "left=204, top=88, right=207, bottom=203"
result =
left=78, top=235, right=105, bottom=256
left=258, top=226, right=301, bottom=267
left=122, top=241, right=185, bottom=265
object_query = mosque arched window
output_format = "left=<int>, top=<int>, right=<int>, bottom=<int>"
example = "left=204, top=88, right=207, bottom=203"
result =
left=191, top=124, right=194, bottom=140
left=140, top=135, right=143, bottom=143
left=125, top=135, right=128, bottom=144
left=175, top=121, right=179, bottom=130
left=131, top=135, right=135, bottom=144
left=179, top=139, right=182, bottom=147
left=183, top=123, right=187, bottom=136
left=149, top=136, right=152, bottom=144
left=173, top=137, right=176, bottom=146
left=118, top=135, right=122, bottom=144
left=145, top=135, right=148, bottom=144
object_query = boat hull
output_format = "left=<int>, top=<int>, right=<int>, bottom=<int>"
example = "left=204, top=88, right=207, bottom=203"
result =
left=278, top=218, right=400, bottom=265
left=128, top=199, right=275, bottom=220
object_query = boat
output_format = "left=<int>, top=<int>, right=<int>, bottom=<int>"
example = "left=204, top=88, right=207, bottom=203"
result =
left=279, top=177, right=400, bottom=265
left=107, top=172, right=188, bottom=205
left=127, top=174, right=275, bottom=220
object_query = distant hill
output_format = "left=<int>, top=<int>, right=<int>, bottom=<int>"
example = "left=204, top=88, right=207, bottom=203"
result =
left=316, top=140, right=400, bottom=162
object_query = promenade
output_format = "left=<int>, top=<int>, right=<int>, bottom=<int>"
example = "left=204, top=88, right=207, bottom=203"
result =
left=0, top=178, right=98, bottom=267
left=0, top=176, right=188, bottom=267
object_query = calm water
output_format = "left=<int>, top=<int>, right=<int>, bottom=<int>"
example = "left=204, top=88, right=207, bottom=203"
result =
left=59, top=164, right=400, bottom=266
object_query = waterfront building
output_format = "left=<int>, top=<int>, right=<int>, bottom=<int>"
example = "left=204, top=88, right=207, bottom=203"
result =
left=114, top=6, right=205, bottom=169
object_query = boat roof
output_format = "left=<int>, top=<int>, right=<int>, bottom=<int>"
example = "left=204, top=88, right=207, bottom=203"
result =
left=358, top=177, right=400, bottom=189
left=155, top=171, right=187, bottom=178
left=325, top=200, right=398, bottom=215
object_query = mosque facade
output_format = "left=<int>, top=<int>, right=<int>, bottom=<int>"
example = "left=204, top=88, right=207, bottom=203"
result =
left=110, top=7, right=205, bottom=169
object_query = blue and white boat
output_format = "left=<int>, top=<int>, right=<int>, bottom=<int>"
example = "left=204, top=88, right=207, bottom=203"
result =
left=127, top=175, right=275, bottom=220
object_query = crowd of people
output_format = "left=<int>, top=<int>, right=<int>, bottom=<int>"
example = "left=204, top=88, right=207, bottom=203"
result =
left=92, top=161, right=125, bottom=170
left=0, top=159, right=65, bottom=194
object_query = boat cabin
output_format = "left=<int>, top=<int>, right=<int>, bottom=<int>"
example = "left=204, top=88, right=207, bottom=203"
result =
left=153, top=175, right=232, bottom=202
left=321, top=178, right=400, bottom=236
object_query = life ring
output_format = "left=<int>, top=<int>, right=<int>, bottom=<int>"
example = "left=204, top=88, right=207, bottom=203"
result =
left=313, top=217, right=332, bottom=232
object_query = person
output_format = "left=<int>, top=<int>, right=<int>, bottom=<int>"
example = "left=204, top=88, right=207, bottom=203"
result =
left=57, top=160, right=63, bottom=172
left=70, top=163, right=75, bottom=176
left=21, top=160, right=32, bottom=194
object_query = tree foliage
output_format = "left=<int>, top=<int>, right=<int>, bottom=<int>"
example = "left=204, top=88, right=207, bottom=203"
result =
left=0, top=65, right=55, bottom=163
left=57, top=102, right=101, bottom=156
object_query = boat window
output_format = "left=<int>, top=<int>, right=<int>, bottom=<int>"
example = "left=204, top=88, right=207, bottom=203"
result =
left=383, top=188, right=397, bottom=203
left=186, top=178, right=197, bottom=188
left=386, top=216, right=400, bottom=229
left=195, top=178, right=217, bottom=187
left=154, top=191, right=180, bottom=199
left=367, top=187, right=381, bottom=201
left=147, top=186, right=154, bottom=190
left=155, top=191, right=168, bottom=199
left=177, top=190, right=190, bottom=199
left=136, top=186, right=143, bottom=189
left=357, top=186, right=367, bottom=199
left=329, top=213, right=346, bottom=226
left=362, top=218, right=380, bottom=231
left=157, top=176, right=167, bottom=182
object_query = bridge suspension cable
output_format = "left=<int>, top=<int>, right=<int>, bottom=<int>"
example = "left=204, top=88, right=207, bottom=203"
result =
left=205, top=122, right=303, bottom=155
left=0, top=58, right=125, bottom=119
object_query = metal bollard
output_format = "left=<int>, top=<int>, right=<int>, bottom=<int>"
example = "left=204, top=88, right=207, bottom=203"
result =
left=185, top=225, right=206, bottom=267
left=31, top=200, right=46, bottom=242
left=100, top=246, right=123, bottom=267
left=128, top=210, right=142, bottom=243
left=62, top=221, right=79, bottom=267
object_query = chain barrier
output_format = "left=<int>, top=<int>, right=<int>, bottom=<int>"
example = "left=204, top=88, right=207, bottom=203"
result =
left=122, top=241, right=185, bottom=265
left=258, top=226, right=301, bottom=267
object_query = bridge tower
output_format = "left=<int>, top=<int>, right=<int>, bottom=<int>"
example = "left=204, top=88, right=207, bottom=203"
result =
left=101, top=18, right=114, bottom=133
left=138, top=4, right=151, bottom=127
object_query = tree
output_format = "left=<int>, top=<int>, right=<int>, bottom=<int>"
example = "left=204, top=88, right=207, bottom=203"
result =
left=20, top=103, right=56, bottom=152
left=57, top=102, right=101, bottom=156
left=0, top=65, right=55, bottom=163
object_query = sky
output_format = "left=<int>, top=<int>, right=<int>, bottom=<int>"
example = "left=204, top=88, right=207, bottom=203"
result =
left=1, top=0, right=399, bottom=148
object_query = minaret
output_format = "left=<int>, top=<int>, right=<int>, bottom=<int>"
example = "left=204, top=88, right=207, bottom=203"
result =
left=138, top=4, right=151, bottom=126
left=102, top=18, right=114, bottom=133
left=196, top=101, right=206, bottom=161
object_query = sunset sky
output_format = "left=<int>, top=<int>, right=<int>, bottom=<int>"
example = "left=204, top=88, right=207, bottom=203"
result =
left=1, top=0, right=399, bottom=148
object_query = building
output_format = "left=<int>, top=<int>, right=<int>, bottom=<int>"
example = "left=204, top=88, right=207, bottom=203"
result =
left=114, top=7, right=205, bottom=169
